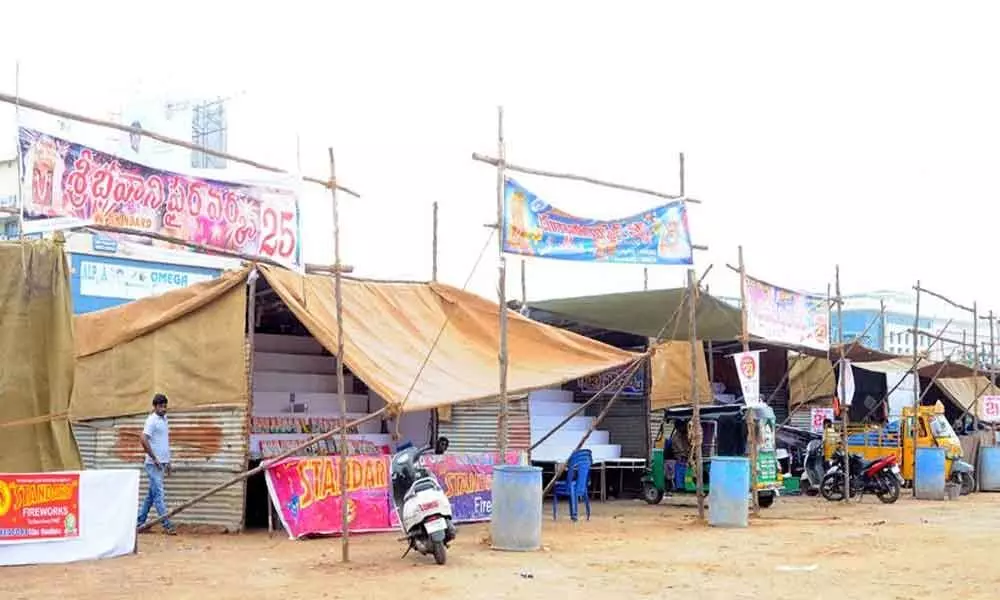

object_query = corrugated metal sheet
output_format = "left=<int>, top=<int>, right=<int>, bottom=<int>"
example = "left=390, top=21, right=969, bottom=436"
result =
left=787, top=399, right=832, bottom=433
left=72, top=408, right=248, bottom=531
left=438, top=396, right=529, bottom=453
left=763, top=385, right=790, bottom=424
left=579, top=394, right=648, bottom=459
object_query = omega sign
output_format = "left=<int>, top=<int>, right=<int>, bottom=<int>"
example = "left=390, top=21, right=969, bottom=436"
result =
left=78, top=260, right=214, bottom=301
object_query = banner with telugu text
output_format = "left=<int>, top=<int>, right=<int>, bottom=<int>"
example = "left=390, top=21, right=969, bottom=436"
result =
left=0, top=473, right=81, bottom=544
left=502, top=178, right=693, bottom=265
left=743, top=276, right=829, bottom=350
left=18, top=127, right=302, bottom=269
left=265, top=452, right=523, bottom=539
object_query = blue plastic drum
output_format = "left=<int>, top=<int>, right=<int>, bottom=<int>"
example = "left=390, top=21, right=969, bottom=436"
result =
left=979, top=446, right=1000, bottom=492
left=914, top=447, right=946, bottom=500
left=708, top=456, right=750, bottom=528
left=490, top=465, right=543, bottom=551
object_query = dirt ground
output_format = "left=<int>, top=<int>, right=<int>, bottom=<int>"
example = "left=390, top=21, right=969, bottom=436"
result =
left=3, top=493, right=999, bottom=600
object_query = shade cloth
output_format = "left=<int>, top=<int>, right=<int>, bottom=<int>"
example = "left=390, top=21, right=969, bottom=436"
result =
left=0, top=241, right=81, bottom=471
left=649, top=340, right=711, bottom=409
left=71, top=265, right=638, bottom=419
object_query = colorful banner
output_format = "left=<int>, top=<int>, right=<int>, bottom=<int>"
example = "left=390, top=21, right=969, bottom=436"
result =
left=733, top=350, right=762, bottom=406
left=265, top=452, right=522, bottom=539
left=18, top=127, right=302, bottom=269
left=502, top=178, right=693, bottom=265
left=414, top=452, right=521, bottom=523
left=265, top=455, right=393, bottom=539
left=0, top=473, right=81, bottom=543
left=743, top=276, right=829, bottom=350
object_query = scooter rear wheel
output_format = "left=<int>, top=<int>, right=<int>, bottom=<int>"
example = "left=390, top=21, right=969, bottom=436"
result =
left=876, top=473, right=900, bottom=504
left=432, top=541, right=447, bottom=565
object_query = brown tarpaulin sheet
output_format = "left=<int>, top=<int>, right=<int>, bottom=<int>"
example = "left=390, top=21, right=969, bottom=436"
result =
left=789, top=355, right=836, bottom=407
left=70, top=268, right=250, bottom=420
left=0, top=241, right=81, bottom=471
left=259, top=266, right=638, bottom=413
left=935, top=377, right=999, bottom=420
left=649, top=341, right=711, bottom=409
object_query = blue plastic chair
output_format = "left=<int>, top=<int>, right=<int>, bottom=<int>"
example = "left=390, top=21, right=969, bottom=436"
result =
left=552, top=449, right=593, bottom=521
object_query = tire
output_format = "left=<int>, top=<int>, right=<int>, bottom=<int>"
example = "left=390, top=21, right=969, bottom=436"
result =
left=642, top=482, right=664, bottom=505
left=758, top=491, right=776, bottom=509
left=821, top=472, right=844, bottom=502
left=958, top=472, right=975, bottom=496
left=432, top=541, right=447, bottom=565
left=876, top=474, right=900, bottom=504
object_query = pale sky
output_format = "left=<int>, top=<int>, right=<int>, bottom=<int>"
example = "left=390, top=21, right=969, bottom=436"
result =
left=3, top=1, right=999, bottom=316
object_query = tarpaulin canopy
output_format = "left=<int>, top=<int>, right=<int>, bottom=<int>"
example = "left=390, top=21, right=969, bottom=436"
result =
left=71, top=265, right=638, bottom=419
left=525, top=288, right=742, bottom=342
left=788, top=355, right=835, bottom=407
left=0, top=241, right=81, bottom=471
left=936, top=377, right=999, bottom=420
left=260, top=266, right=638, bottom=413
left=71, top=268, right=250, bottom=420
left=649, top=340, right=711, bottom=410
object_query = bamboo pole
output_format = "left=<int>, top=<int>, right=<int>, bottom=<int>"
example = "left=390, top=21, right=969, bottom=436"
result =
left=432, top=201, right=439, bottom=282
left=834, top=265, right=849, bottom=504
left=737, top=245, right=760, bottom=514
left=0, top=92, right=360, bottom=198
left=520, top=259, right=527, bottom=306
left=328, top=148, right=350, bottom=562
left=495, top=107, right=510, bottom=464
left=138, top=409, right=388, bottom=532
left=471, top=153, right=700, bottom=203
left=911, top=281, right=921, bottom=498
left=706, top=286, right=715, bottom=399
left=643, top=268, right=649, bottom=291
left=913, top=284, right=973, bottom=313
left=76, top=223, right=353, bottom=273
left=688, top=269, right=704, bottom=519
left=973, top=302, right=979, bottom=428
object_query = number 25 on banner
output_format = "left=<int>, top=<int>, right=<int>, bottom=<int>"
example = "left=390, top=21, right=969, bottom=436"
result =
left=260, top=208, right=297, bottom=260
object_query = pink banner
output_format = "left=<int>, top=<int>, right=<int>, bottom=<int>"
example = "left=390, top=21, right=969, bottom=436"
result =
left=265, top=455, right=393, bottom=539
left=266, top=452, right=524, bottom=539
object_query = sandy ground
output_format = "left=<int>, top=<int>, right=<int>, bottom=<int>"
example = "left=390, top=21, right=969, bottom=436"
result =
left=3, top=493, right=999, bottom=600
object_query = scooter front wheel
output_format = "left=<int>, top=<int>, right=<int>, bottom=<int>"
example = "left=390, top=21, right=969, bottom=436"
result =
left=820, top=472, right=845, bottom=502
left=432, top=541, right=447, bottom=565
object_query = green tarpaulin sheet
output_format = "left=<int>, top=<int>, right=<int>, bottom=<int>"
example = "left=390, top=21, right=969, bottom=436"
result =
left=527, top=288, right=743, bottom=342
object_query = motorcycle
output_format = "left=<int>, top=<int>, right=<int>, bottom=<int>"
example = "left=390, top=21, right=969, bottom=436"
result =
left=820, top=448, right=903, bottom=504
left=390, top=442, right=457, bottom=565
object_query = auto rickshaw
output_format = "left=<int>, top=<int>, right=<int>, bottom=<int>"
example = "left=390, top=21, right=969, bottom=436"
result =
left=642, top=404, right=783, bottom=508
left=821, top=401, right=976, bottom=494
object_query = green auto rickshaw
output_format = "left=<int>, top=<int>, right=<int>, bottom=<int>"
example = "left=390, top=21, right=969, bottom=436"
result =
left=642, top=404, right=782, bottom=508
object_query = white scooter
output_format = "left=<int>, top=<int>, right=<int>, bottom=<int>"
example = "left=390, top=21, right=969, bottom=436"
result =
left=391, top=441, right=457, bottom=565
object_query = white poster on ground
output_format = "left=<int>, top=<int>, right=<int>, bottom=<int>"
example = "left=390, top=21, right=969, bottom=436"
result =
left=733, top=350, right=762, bottom=406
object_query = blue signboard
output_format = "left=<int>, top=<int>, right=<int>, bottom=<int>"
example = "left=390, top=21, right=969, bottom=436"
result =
left=69, top=253, right=222, bottom=314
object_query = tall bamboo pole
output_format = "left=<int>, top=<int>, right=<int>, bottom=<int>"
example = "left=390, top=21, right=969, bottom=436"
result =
left=688, top=269, right=704, bottom=519
left=328, top=147, right=349, bottom=562
left=432, top=201, right=439, bottom=282
left=643, top=268, right=649, bottom=291
left=911, top=281, right=921, bottom=497
left=973, top=302, right=979, bottom=428
left=737, top=245, right=759, bottom=514
left=520, top=259, right=527, bottom=306
left=835, top=266, right=849, bottom=504
left=495, top=107, right=510, bottom=463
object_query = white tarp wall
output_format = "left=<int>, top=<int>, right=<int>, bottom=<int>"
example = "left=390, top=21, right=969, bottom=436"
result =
left=0, top=470, right=138, bottom=566
left=887, top=371, right=918, bottom=420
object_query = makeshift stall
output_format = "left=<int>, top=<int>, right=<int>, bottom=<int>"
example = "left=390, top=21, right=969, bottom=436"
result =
left=69, top=266, right=636, bottom=535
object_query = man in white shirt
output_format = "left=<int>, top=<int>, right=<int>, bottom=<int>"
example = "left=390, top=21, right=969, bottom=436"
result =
left=137, top=393, right=176, bottom=534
